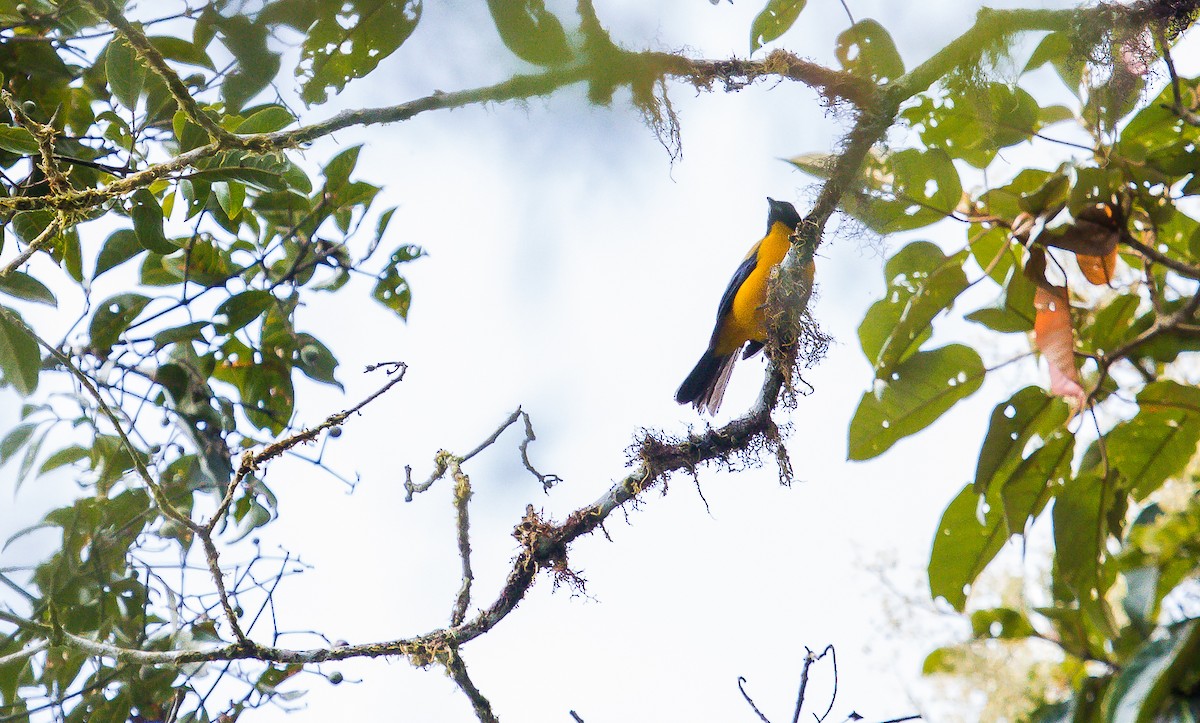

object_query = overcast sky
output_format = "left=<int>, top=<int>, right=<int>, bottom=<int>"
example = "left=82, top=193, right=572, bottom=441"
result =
left=3, top=0, right=1195, bottom=721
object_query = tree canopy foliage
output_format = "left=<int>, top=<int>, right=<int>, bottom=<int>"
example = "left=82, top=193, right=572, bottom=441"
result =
left=1, top=0, right=1200, bottom=721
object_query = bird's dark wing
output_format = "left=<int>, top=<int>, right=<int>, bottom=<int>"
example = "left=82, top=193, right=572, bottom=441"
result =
left=707, top=250, right=758, bottom=347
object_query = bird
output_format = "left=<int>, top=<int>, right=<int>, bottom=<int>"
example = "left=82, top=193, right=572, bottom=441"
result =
left=675, top=197, right=813, bottom=414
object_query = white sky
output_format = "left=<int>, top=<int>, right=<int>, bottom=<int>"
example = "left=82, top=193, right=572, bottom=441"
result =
left=3, top=0, right=1197, bottom=721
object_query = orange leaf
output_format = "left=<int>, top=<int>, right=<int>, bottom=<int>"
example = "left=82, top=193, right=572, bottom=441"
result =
left=1077, top=247, right=1117, bottom=285
left=1034, top=285, right=1085, bottom=404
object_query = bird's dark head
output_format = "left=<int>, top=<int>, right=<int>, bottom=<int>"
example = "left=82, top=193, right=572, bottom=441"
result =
left=766, top=197, right=802, bottom=233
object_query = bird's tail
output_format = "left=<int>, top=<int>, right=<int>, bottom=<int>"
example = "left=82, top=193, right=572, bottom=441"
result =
left=675, top=350, right=738, bottom=415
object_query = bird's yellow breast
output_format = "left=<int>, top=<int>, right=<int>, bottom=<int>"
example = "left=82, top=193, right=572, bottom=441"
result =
left=713, top=221, right=799, bottom=355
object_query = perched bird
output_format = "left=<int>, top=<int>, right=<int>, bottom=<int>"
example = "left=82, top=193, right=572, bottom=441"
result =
left=675, top=197, right=813, bottom=414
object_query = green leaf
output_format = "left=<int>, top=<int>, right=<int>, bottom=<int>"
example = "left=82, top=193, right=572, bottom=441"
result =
left=130, top=189, right=176, bottom=254
left=152, top=321, right=209, bottom=348
left=215, top=289, right=275, bottom=334
left=859, top=240, right=967, bottom=377
left=901, top=84, right=1040, bottom=168
left=106, top=35, right=146, bottom=109
left=235, top=105, right=295, bottom=134
left=213, top=181, right=246, bottom=220
left=789, top=148, right=962, bottom=233
left=294, top=333, right=341, bottom=389
left=0, top=306, right=40, bottom=395
left=929, top=483, right=1007, bottom=611
left=1000, top=431, right=1073, bottom=533
left=1024, top=31, right=1084, bottom=91
left=160, top=241, right=233, bottom=287
left=1080, top=292, right=1141, bottom=356
left=970, top=607, right=1037, bottom=640
left=0, top=271, right=56, bottom=306
left=1053, top=470, right=1121, bottom=605
left=193, top=150, right=306, bottom=192
left=93, top=229, right=144, bottom=279
left=89, top=293, right=152, bottom=354
left=148, top=35, right=215, bottom=69
left=298, top=0, right=422, bottom=104
left=372, top=244, right=423, bottom=319
left=39, top=445, right=89, bottom=474
left=10, top=210, right=54, bottom=244
left=214, top=13, right=280, bottom=113
left=1122, top=566, right=1159, bottom=637
left=1107, top=381, right=1200, bottom=501
left=974, top=386, right=1070, bottom=495
left=1104, top=619, right=1200, bottom=723
left=848, top=344, right=985, bottom=460
left=965, top=263, right=1037, bottom=333
left=749, top=0, right=806, bottom=53
left=0, top=422, right=35, bottom=466
left=0, top=125, right=39, bottom=155
left=835, top=19, right=904, bottom=83
left=486, top=0, right=569, bottom=67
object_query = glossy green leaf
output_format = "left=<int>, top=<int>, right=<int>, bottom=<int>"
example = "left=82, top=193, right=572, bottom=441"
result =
left=848, top=344, right=985, bottom=460
left=0, top=422, right=35, bottom=466
left=965, top=263, right=1037, bottom=333
left=0, top=306, right=40, bottom=395
left=212, top=13, right=280, bottom=113
left=0, top=271, right=56, bottom=306
left=974, top=386, right=1070, bottom=495
left=372, top=244, right=423, bottom=320
left=215, top=289, right=276, bottom=334
left=1107, top=381, right=1200, bottom=501
left=859, top=240, right=968, bottom=377
left=1024, top=31, right=1084, bottom=90
left=788, top=148, right=962, bottom=233
left=970, top=607, right=1037, bottom=640
left=835, top=19, right=904, bottom=83
left=1000, top=431, right=1073, bottom=533
left=750, top=0, right=806, bottom=53
left=1080, top=293, right=1141, bottom=356
left=39, top=445, right=90, bottom=474
left=929, top=483, right=1006, bottom=611
left=486, top=0, right=569, bottom=67
left=1054, top=471, right=1121, bottom=606
left=0, top=125, right=39, bottom=155
left=130, top=189, right=176, bottom=254
left=94, top=229, right=144, bottom=279
left=148, top=35, right=215, bottom=69
left=213, top=180, right=246, bottom=220
left=160, top=241, right=233, bottom=287
left=105, top=36, right=146, bottom=109
left=235, top=105, right=295, bottom=134
left=294, top=333, right=342, bottom=389
left=1104, top=620, right=1200, bottom=723
left=89, top=293, right=152, bottom=354
left=296, top=0, right=422, bottom=104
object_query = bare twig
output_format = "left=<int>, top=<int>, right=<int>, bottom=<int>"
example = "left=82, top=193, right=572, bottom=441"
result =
left=449, top=458, right=475, bottom=627
left=209, top=362, right=408, bottom=532
left=405, top=407, right=556, bottom=501
left=0, top=640, right=48, bottom=668
left=0, top=212, right=63, bottom=277
left=792, top=646, right=832, bottom=723
left=444, top=647, right=499, bottom=723
left=738, top=676, right=774, bottom=723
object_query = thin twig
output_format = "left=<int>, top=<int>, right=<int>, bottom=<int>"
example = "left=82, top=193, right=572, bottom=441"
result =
left=449, top=458, right=475, bottom=627
left=0, top=213, right=64, bottom=277
left=738, top=677, right=773, bottom=723
left=816, top=646, right=837, bottom=723
left=209, top=362, right=407, bottom=532
left=444, top=647, right=499, bottom=723
left=792, top=646, right=832, bottom=723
